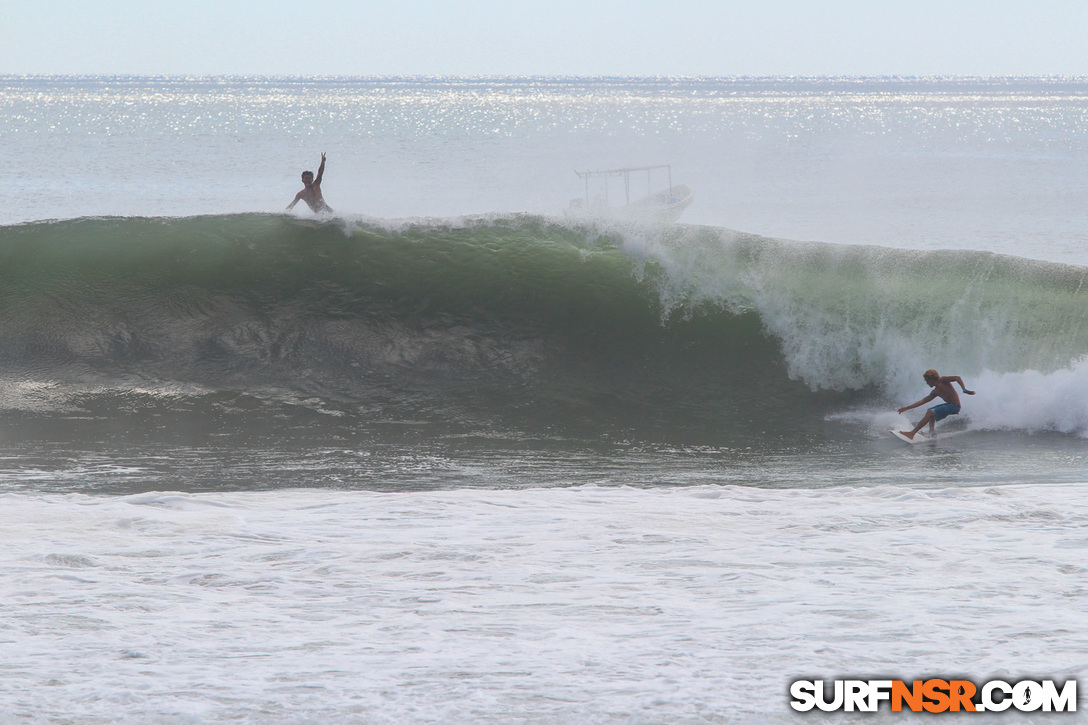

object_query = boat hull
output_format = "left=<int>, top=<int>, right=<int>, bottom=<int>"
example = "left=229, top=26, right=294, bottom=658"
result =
left=623, top=184, right=694, bottom=222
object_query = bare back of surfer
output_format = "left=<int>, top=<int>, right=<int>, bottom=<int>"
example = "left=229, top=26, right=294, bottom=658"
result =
left=897, top=369, right=975, bottom=439
left=286, top=152, right=332, bottom=213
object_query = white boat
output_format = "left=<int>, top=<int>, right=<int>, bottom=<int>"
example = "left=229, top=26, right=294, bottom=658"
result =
left=623, top=183, right=694, bottom=222
left=570, top=165, right=694, bottom=222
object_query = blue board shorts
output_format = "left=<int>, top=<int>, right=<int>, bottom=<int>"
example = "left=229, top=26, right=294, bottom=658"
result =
left=929, top=403, right=961, bottom=421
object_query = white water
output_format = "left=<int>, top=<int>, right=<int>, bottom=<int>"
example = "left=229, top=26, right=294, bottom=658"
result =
left=4, top=484, right=1088, bottom=723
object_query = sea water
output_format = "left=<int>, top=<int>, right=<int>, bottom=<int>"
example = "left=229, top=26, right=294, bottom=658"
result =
left=1, top=75, right=1087, bottom=723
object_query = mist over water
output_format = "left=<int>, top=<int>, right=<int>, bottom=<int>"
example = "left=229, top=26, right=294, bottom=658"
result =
left=5, top=75, right=1088, bottom=262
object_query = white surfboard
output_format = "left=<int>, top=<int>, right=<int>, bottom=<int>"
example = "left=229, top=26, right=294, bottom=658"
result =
left=890, top=429, right=927, bottom=445
left=890, top=428, right=968, bottom=445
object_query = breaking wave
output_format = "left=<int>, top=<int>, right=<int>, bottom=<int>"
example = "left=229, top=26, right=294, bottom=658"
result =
left=1, top=213, right=1086, bottom=439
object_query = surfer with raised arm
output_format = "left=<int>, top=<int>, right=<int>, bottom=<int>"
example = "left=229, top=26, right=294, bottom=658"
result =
left=896, top=369, right=975, bottom=440
left=286, top=152, right=333, bottom=213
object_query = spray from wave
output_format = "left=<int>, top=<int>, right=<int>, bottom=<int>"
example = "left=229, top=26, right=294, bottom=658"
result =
left=620, top=221, right=1088, bottom=436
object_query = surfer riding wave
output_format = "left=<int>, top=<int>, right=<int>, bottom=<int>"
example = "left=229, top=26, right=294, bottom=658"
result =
left=896, top=369, right=976, bottom=440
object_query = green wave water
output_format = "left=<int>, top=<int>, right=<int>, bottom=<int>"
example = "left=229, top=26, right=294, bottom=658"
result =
left=1, top=213, right=1086, bottom=443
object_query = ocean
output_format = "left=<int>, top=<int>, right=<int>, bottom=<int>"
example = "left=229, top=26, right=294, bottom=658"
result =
left=1, top=75, right=1087, bottom=723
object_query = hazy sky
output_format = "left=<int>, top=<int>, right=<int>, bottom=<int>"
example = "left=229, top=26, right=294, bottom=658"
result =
left=3, top=0, right=1087, bottom=76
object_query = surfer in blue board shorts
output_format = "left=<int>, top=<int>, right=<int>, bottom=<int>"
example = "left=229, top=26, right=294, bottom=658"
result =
left=286, top=152, right=333, bottom=213
left=897, top=369, right=975, bottom=440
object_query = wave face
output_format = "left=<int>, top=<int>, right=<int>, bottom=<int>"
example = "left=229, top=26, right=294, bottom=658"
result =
left=1, top=214, right=1087, bottom=442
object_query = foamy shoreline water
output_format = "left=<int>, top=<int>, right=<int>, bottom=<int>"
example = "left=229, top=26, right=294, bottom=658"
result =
left=3, top=483, right=1086, bottom=723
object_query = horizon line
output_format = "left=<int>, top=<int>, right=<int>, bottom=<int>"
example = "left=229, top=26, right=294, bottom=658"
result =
left=3, top=72, right=1088, bottom=82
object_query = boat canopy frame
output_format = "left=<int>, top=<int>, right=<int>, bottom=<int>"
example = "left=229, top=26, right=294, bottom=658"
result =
left=574, top=165, right=675, bottom=206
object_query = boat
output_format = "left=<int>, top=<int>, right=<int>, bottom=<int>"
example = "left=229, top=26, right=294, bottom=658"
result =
left=570, top=165, right=694, bottom=222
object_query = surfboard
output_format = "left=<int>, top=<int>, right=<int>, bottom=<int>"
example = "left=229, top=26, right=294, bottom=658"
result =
left=890, top=428, right=968, bottom=444
left=890, top=429, right=927, bottom=445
